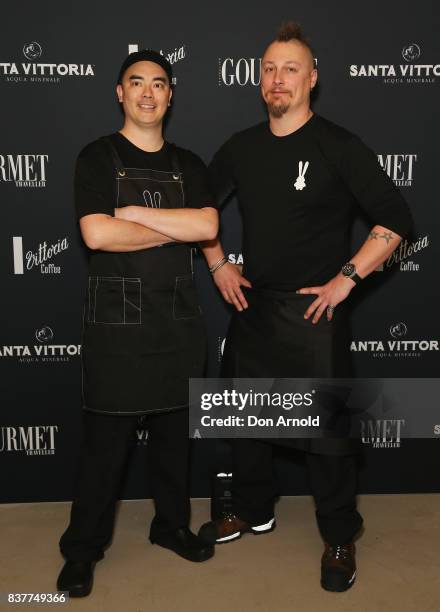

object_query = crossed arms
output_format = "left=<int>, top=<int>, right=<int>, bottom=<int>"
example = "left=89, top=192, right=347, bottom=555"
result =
left=80, top=205, right=218, bottom=252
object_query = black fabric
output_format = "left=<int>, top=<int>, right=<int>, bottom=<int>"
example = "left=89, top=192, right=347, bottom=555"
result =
left=209, top=114, right=413, bottom=291
left=59, top=409, right=190, bottom=562
left=76, top=133, right=209, bottom=415
left=75, top=132, right=213, bottom=221
left=222, top=288, right=359, bottom=455
left=231, top=439, right=363, bottom=545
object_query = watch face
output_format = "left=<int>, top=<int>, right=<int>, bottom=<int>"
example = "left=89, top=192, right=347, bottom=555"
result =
left=342, top=263, right=355, bottom=277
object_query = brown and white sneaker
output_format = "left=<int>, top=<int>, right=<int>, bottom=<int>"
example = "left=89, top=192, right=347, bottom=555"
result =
left=198, top=513, right=276, bottom=544
left=321, top=542, right=356, bottom=592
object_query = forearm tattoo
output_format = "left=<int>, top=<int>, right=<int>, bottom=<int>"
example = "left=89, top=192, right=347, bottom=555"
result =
left=369, top=230, right=394, bottom=244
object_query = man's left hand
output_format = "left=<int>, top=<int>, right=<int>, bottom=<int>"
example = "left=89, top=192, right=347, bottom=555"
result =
left=297, top=274, right=355, bottom=323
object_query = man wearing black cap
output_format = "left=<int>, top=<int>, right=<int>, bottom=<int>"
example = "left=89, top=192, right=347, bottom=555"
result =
left=57, top=50, right=218, bottom=597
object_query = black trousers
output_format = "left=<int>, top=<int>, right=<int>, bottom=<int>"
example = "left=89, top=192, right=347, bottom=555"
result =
left=59, top=408, right=190, bottom=562
left=231, top=439, right=363, bottom=545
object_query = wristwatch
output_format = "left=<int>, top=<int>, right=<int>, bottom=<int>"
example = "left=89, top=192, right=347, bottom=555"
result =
left=341, top=262, right=362, bottom=284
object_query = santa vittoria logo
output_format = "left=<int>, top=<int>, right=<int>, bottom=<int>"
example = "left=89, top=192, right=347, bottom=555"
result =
left=0, top=42, right=95, bottom=84
left=402, top=44, right=421, bottom=62
left=35, top=326, right=54, bottom=343
left=349, top=43, right=439, bottom=84
left=23, top=42, right=42, bottom=61
left=350, top=323, right=439, bottom=358
left=0, top=327, right=81, bottom=363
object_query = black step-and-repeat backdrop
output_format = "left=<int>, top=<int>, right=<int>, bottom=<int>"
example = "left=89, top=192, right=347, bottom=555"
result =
left=1, top=1, right=439, bottom=503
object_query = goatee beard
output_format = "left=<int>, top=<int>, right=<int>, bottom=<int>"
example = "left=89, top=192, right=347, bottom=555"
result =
left=267, top=102, right=290, bottom=118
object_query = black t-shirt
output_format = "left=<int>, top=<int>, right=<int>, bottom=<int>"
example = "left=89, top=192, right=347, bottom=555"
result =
left=75, top=132, right=212, bottom=220
left=209, top=114, right=413, bottom=291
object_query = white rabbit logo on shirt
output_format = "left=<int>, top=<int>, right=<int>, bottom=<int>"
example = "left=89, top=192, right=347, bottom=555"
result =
left=294, top=161, right=309, bottom=191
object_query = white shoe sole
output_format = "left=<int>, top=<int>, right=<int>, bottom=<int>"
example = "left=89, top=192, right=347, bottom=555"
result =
left=216, top=517, right=276, bottom=543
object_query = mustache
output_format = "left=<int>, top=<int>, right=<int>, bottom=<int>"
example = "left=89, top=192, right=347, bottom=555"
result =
left=269, top=88, right=291, bottom=94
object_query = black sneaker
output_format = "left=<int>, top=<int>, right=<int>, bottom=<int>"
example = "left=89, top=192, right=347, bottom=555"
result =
left=198, top=513, right=276, bottom=544
left=321, top=542, right=356, bottom=592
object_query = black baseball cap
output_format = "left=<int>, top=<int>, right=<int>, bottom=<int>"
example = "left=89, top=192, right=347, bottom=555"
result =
left=117, top=49, right=173, bottom=85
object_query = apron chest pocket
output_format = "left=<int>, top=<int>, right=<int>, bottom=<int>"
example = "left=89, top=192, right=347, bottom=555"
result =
left=87, top=276, right=142, bottom=324
left=173, top=274, right=201, bottom=320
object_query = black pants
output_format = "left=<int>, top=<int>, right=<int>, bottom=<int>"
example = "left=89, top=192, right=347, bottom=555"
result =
left=231, top=439, right=363, bottom=545
left=59, top=409, right=190, bottom=562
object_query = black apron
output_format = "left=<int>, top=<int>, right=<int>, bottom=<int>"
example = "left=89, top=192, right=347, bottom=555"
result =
left=221, top=287, right=359, bottom=455
left=81, top=139, right=207, bottom=415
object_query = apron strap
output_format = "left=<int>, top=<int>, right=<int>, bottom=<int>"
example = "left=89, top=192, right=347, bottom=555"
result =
left=101, top=136, right=184, bottom=187
left=166, top=142, right=182, bottom=178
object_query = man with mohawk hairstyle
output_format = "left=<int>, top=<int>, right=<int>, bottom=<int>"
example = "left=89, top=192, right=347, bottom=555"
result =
left=199, top=22, right=412, bottom=591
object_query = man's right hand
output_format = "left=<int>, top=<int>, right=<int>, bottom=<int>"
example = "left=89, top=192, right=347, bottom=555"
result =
left=213, top=263, right=252, bottom=311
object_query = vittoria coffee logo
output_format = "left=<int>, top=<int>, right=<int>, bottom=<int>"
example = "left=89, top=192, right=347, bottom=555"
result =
left=350, top=323, right=439, bottom=359
left=0, top=327, right=81, bottom=364
left=376, top=234, right=429, bottom=273
left=361, top=419, right=405, bottom=448
left=0, top=43, right=95, bottom=84
left=349, top=43, right=439, bottom=84
left=12, top=235, right=69, bottom=275
left=128, top=43, right=186, bottom=85
left=378, top=154, right=417, bottom=187
left=0, top=425, right=58, bottom=455
left=0, top=154, right=48, bottom=187
left=218, top=58, right=262, bottom=86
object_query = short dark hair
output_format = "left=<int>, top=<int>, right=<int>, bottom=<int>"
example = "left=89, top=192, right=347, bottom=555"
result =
left=275, top=21, right=315, bottom=60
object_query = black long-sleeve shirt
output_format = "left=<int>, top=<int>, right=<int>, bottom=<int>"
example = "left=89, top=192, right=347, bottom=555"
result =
left=209, top=114, right=412, bottom=291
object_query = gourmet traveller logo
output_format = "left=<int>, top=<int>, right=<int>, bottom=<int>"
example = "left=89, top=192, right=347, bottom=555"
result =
left=1, top=42, right=95, bottom=84
left=0, top=425, right=58, bottom=455
left=218, top=57, right=261, bottom=86
left=349, top=43, right=439, bottom=85
left=0, top=153, right=48, bottom=188
left=361, top=418, right=405, bottom=448
left=377, top=153, right=417, bottom=187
